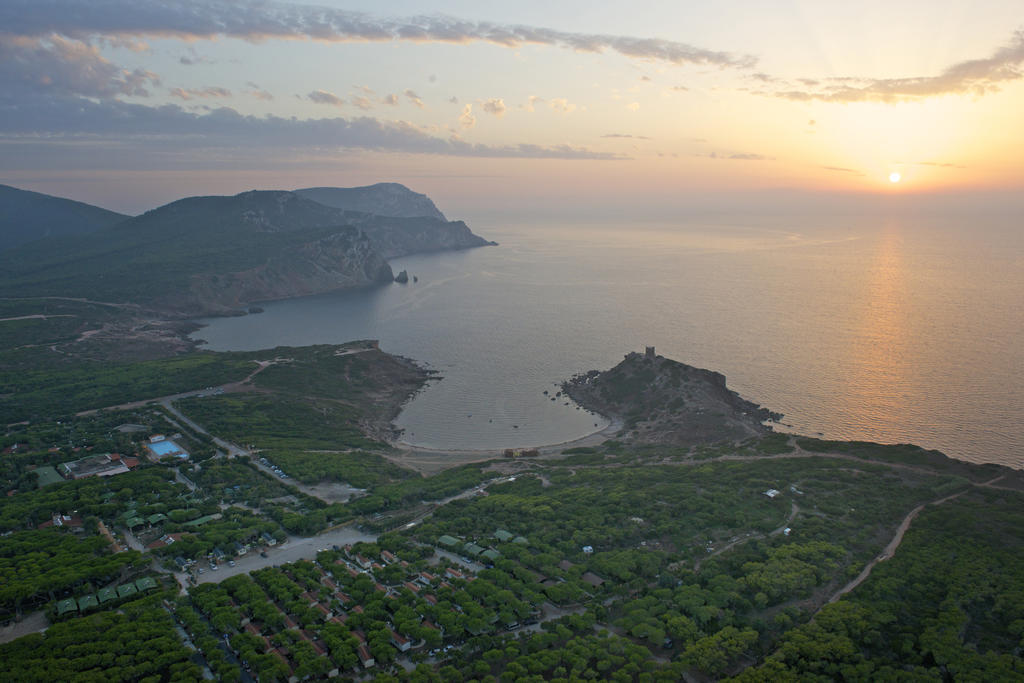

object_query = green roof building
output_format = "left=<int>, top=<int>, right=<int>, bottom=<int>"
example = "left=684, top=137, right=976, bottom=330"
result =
left=493, top=530, right=514, bottom=542
left=98, top=587, right=118, bottom=603
left=125, top=516, right=145, bottom=529
left=513, top=536, right=529, bottom=545
left=481, top=549, right=501, bottom=562
left=184, top=514, right=218, bottom=527
left=117, top=583, right=138, bottom=598
left=463, top=543, right=485, bottom=557
left=135, top=577, right=158, bottom=592
left=147, top=513, right=167, bottom=525
left=438, top=535, right=459, bottom=547
left=57, top=598, right=78, bottom=616
left=77, top=594, right=99, bottom=611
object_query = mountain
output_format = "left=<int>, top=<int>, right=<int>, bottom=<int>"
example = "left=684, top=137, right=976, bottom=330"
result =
left=0, top=191, right=393, bottom=315
left=0, top=184, right=128, bottom=251
left=295, top=183, right=447, bottom=221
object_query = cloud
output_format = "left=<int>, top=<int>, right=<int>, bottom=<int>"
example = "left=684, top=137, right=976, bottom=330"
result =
left=0, top=33, right=159, bottom=98
left=709, top=152, right=773, bottom=161
left=169, top=86, right=231, bottom=100
left=601, top=133, right=651, bottom=140
left=0, top=0, right=757, bottom=69
left=898, top=160, right=967, bottom=169
left=822, top=165, right=863, bottom=174
left=448, top=96, right=458, bottom=104
left=381, top=93, right=399, bottom=106
left=481, top=98, right=506, bottom=117
left=549, top=97, right=576, bottom=113
left=626, top=102, right=640, bottom=111
left=307, top=89, right=344, bottom=107
left=404, top=89, right=424, bottom=108
left=458, top=103, right=476, bottom=129
left=350, top=95, right=373, bottom=110
left=522, top=95, right=543, bottom=112
left=765, top=29, right=1024, bottom=102
left=246, top=82, right=274, bottom=100
left=0, top=93, right=624, bottom=160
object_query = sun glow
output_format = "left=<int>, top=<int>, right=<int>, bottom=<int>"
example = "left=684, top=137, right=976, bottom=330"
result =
left=889, top=172, right=902, bottom=183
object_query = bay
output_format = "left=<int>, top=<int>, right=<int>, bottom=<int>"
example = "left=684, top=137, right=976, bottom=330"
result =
left=192, top=214, right=1023, bottom=468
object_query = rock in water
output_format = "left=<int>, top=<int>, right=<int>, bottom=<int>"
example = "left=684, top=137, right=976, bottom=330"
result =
left=394, top=269, right=409, bottom=284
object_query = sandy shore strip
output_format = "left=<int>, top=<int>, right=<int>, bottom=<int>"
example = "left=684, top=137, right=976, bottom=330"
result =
left=386, top=418, right=623, bottom=475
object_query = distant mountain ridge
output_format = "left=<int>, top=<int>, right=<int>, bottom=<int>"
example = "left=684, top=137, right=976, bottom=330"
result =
left=295, top=183, right=447, bottom=221
left=0, top=185, right=491, bottom=315
left=0, top=184, right=128, bottom=252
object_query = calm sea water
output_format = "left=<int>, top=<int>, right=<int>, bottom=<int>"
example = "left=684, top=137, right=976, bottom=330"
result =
left=193, top=215, right=1023, bottom=468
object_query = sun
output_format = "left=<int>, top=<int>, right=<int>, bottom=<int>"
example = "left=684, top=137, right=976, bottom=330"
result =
left=889, top=172, right=902, bottom=183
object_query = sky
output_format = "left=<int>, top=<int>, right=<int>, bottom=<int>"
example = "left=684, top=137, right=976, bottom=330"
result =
left=1, top=0, right=1023, bottom=216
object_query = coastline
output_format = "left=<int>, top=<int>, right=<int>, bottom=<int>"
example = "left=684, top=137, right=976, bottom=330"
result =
left=385, top=417, right=623, bottom=474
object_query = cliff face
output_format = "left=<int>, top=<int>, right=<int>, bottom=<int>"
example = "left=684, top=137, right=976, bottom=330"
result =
left=564, top=351, right=779, bottom=446
left=345, top=215, right=495, bottom=259
left=295, top=183, right=447, bottom=221
left=182, top=227, right=393, bottom=315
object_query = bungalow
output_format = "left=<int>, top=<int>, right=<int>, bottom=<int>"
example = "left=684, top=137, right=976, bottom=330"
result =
left=260, top=532, right=277, bottom=546
left=423, top=594, right=438, bottom=606
left=444, top=568, right=464, bottom=580
left=381, top=550, right=398, bottom=564
left=354, top=554, right=372, bottom=569
left=403, top=581, right=421, bottom=594
left=357, top=644, right=375, bottom=669
left=314, top=603, right=331, bottom=620
left=581, top=571, right=606, bottom=588
left=322, top=576, right=337, bottom=590
left=300, top=591, right=318, bottom=605
left=232, top=541, right=247, bottom=556
left=390, top=630, right=412, bottom=653
left=416, top=572, right=435, bottom=585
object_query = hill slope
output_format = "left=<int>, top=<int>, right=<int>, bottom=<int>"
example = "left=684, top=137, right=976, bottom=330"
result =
left=0, top=184, right=128, bottom=251
left=295, top=183, right=447, bottom=221
left=564, top=349, right=778, bottom=445
left=0, top=190, right=393, bottom=315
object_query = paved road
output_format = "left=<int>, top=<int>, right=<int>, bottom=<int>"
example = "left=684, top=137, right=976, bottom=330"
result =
left=191, top=525, right=377, bottom=585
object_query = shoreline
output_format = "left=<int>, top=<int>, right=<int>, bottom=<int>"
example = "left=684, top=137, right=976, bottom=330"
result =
left=385, top=417, right=624, bottom=474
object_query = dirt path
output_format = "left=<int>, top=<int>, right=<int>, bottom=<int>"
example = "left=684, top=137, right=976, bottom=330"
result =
left=695, top=502, right=799, bottom=572
left=0, top=610, right=48, bottom=644
left=824, top=475, right=1004, bottom=605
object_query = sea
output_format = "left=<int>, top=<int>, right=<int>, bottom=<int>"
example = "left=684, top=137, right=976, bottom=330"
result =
left=192, top=213, right=1024, bottom=468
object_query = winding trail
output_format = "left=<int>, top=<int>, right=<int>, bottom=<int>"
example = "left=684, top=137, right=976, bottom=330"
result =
left=695, top=502, right=799, bottom=572
left=826, top=473, right=1006, bottom=605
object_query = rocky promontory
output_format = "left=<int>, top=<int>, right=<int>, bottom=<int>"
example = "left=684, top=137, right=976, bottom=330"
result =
left=563, top=348, right=779, bottom=446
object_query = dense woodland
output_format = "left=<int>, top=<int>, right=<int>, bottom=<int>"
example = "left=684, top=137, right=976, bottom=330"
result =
left=1, top=312, right=1021, bottom=680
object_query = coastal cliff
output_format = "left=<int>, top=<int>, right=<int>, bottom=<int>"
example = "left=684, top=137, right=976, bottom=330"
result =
left=0, top=185, right=492, bottom=317
left=564, top=349, right=778, bottom=446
